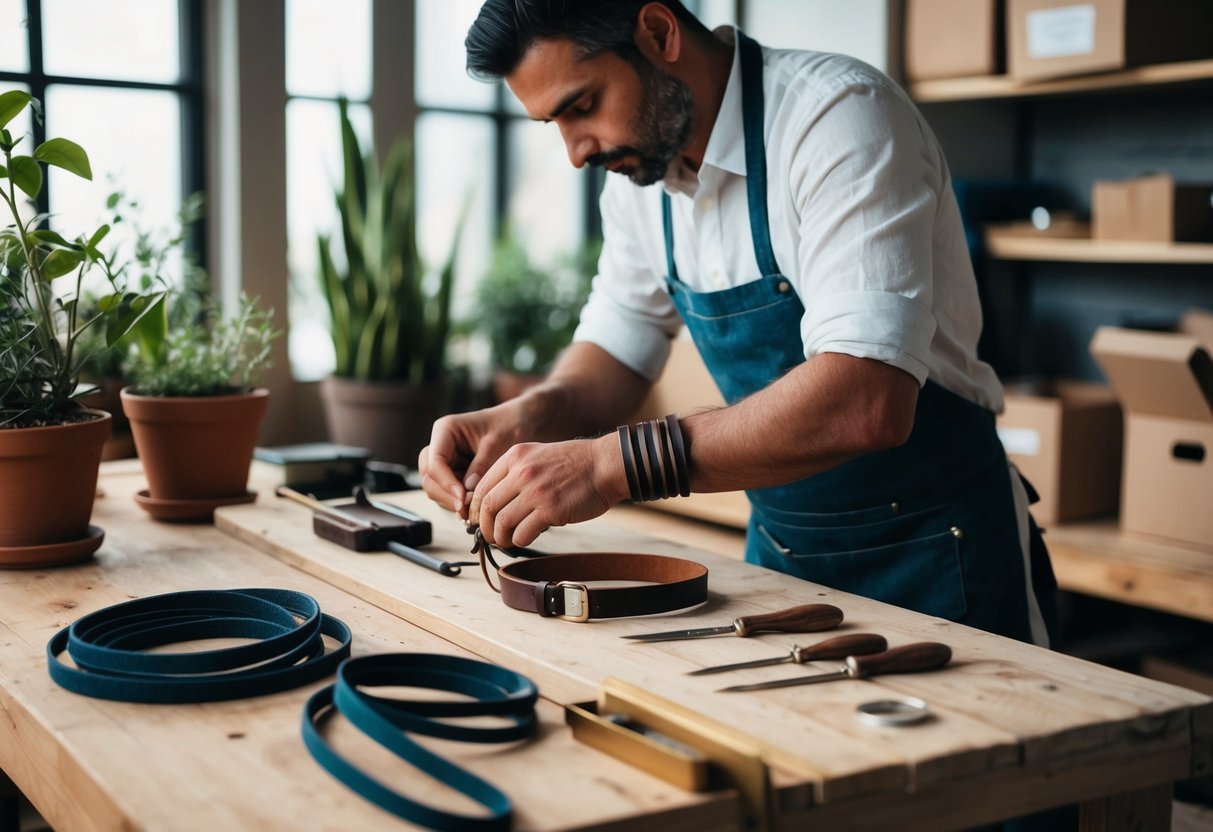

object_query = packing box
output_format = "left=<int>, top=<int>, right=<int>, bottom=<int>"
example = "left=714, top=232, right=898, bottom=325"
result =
left=997, top=380, right=1122, bottom=525
left=1090, top=311, right=1213, bottom=551
left=1092, top=174, right=1213, bottom=244
left=904, top=0, right=1003, bottom=81
left=1007, top=0, right=1213, bottom=81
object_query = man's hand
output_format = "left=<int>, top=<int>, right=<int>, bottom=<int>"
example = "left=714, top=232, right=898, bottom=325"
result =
left=419, top=404, right=528, bottom=518
left=467, top=434, right=630, bottom=547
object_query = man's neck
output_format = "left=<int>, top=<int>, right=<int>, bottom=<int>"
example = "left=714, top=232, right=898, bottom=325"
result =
left=678, top=32, right=736, bottom=172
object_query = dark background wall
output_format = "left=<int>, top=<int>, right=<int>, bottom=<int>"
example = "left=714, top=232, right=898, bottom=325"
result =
left=921, top=84, right=1213, bottom=381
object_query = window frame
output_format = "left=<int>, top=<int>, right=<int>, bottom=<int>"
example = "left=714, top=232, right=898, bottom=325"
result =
left=0, top=0, right=207, bottom=265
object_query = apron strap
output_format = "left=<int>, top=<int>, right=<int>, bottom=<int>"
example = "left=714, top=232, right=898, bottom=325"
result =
left=738, top=30, right=781, bottom=277
left=662, top=30, right=782, bottom=286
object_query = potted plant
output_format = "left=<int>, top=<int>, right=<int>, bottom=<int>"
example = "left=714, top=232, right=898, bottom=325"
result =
left=120, top=290, right=278, bottom=522
left=315, top=98, right=462, bottom=465
left=0, top=89, right=164, bottom=565
left=473, top=235, right=597, bottom=403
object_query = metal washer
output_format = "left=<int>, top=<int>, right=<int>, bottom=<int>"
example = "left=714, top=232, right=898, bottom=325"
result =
left=856, top=697, right=930, bottom=727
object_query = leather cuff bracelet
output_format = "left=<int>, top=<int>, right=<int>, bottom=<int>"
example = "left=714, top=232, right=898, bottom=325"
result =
left=617, top=414, right=691, bottom=501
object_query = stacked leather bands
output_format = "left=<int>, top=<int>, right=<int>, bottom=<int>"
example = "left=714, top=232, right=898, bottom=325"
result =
left=617, top=413, right=690, bottom=502
left=303, top=653, right=538, bottom=832
left=46, top=588, right=352, bottom=704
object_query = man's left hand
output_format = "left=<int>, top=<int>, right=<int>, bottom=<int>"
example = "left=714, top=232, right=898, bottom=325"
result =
left=468, top=435, right=629, bottom=547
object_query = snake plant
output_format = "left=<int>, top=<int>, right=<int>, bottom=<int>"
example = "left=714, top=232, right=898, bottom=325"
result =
left=317, top=99, right=460, bottom=384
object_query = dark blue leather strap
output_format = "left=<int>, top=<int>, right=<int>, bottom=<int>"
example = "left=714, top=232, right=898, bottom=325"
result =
left=47, top=588, right=351, bottom=704
left=303, top=653, right=538, bottom=832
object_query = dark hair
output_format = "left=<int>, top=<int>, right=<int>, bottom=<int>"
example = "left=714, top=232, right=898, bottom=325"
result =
left=466, top=0, right=709, bottom=80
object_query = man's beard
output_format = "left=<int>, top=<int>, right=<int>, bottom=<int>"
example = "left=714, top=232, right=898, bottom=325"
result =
left=588, top=60, right=693, bottom=186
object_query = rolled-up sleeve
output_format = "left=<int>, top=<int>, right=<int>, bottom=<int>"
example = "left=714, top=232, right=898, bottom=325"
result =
left=786, top=74, right=943, bottom=385
left=572, top=178, right=683, bottom=381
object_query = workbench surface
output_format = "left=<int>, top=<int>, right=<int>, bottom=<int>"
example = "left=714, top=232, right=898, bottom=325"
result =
left=1, top=460, right=1209, bottom=831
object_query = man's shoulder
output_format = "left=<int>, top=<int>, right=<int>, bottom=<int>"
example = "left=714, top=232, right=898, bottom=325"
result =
left=763, top=46, right=900, bottom=111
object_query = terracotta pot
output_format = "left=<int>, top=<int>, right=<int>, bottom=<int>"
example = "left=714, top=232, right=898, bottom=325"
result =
left=121, top=388, right=269, bottom=500
left=0, top=410, right=111, bottom=548
left=319, top=376, right=447, bottom=466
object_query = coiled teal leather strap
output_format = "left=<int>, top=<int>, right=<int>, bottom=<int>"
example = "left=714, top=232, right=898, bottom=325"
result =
left=47, top=588, right=351, bottom=703
left=303, top=653, right=538, bottom=832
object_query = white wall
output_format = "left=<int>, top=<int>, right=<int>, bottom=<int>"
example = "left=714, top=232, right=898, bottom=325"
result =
left=742, top=0, right=894, bottom=73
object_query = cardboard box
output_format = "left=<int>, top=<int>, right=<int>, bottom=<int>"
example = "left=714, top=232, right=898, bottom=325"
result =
left=904, top=0, right=1003, bottom=81
left=1091, top=313, right=1213, bottom=551
left=997, top=380, right=1122, bottom=525
left=1007, top=0, right=1213, bottom=81
left=1092, top=174, right=1213, bottom=244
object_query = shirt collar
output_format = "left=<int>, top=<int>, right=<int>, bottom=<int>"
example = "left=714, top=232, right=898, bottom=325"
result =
left=700, top=26, right=746, bottom=178
left=661, top=26, right=746, bottom=196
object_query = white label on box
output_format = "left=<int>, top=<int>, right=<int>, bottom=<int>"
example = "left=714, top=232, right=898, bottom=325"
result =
left=1027, top=4, right=1097, bottom=59
left=998, top=426, right=1041, bottom=457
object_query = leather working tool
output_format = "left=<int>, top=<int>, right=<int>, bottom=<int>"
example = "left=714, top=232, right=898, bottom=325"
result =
left=303, top=653, right=538, bottom=832
left=718, top=642, right=953, bottom=693
left=622, top=603, right=843, bottom=643
left=276, top=485, right=433, bottom=550
left=276, top=486, right=478, bottom=575
left=469, top=526, right=708, bottom=621
left=47, top=588, right=351, bottom=703
left=687, top=633, right=888, bottom=675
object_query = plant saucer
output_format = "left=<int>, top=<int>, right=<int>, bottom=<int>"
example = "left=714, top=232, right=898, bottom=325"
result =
left=134, top=489, right=257, bottom=523
left=0, top=525, right=105, bottom=569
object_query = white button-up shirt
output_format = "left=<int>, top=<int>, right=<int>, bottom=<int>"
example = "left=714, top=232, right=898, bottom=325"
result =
left=573, top=27, right=1004, bottom=414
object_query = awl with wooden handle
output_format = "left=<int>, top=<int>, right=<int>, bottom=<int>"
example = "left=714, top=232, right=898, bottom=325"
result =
left=687, top=633, right=887, bottom=675
left=717, top=642, right=952, bottom=692
left=622, top=604, right=843, bottom=643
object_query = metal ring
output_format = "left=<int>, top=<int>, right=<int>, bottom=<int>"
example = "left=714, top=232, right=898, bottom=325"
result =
left=856, top=698, right=930, bottom=727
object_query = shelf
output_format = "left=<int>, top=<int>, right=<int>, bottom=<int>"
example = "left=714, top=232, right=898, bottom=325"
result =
left=910, top=58, right=1213, bottom=103
left=985, top=225, right=1213, bottom=264
left=1047, top=519, right=1213, bottom=623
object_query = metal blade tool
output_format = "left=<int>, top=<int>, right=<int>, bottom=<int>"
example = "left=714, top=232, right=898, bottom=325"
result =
left=687, top=633, right=887, bottom=675
left=717, top=642, right=952, bottom=693
left=622, top=603, right=843, bottom=643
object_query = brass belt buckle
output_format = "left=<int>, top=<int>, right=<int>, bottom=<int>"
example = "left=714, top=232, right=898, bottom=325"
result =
left=555, top=581, right=591, bottom=622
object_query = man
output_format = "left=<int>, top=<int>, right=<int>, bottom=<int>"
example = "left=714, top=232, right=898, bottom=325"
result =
left=421, top=0, right=1057, bottom=648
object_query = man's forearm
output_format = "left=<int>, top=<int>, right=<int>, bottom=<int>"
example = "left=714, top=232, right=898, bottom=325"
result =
left=514, top=341, right=655, bottom=441
left=680, top=353, right=920, bottom=493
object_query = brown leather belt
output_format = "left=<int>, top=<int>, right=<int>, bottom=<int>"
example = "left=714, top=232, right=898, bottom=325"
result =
left=470, top=529, right=709, bottom=622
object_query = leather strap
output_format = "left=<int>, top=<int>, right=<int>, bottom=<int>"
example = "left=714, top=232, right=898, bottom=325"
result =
left=303, top=653, right=538, bottom=832
left=46, top=588, right=351, bottom=704
left=497, top=552, right=709, bottom=620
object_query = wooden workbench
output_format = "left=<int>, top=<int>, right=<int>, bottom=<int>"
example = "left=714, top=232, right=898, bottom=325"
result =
left=1, top=461, right=1210, bottom=831
left=0, top=463, right=733, bottom=832
left=218, top=474, right=1211, bottom=831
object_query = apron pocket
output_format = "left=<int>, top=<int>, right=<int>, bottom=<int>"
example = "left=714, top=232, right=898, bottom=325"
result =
left=752, top=515, right=969, bottom=622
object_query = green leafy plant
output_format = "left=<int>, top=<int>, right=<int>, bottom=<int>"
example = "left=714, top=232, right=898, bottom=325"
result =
left=473, top=235, right=598, bottom=374
left=0, top=89, right=163, bottom=427
left=316, top=98, right=462, bottom=384
left=125, top=293, right=277, bottom=397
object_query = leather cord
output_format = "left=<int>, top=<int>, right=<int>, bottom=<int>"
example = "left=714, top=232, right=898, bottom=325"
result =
left=46, top=588, right=351, bottom=704
left=303, top=653, right=538, bottom=832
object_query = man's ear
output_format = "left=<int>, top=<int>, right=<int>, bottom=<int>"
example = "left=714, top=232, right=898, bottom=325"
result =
left=634, top=2, right=681, bottom=64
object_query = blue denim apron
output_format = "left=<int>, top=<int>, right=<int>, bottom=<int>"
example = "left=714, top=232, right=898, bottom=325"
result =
left=662, top=32, right=1048, bottom=643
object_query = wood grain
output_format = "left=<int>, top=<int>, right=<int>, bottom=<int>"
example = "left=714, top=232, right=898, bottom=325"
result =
left=217, top=483, right=1213, bottom=814
left=0, top=465, right=735, bottom=832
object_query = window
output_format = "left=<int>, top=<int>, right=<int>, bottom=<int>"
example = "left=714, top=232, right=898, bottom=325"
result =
left=283, top=0, right=372, bottom=381
left=0, top=0, right=203, bottom=284
left=414, top=0, right=596, bottom=310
